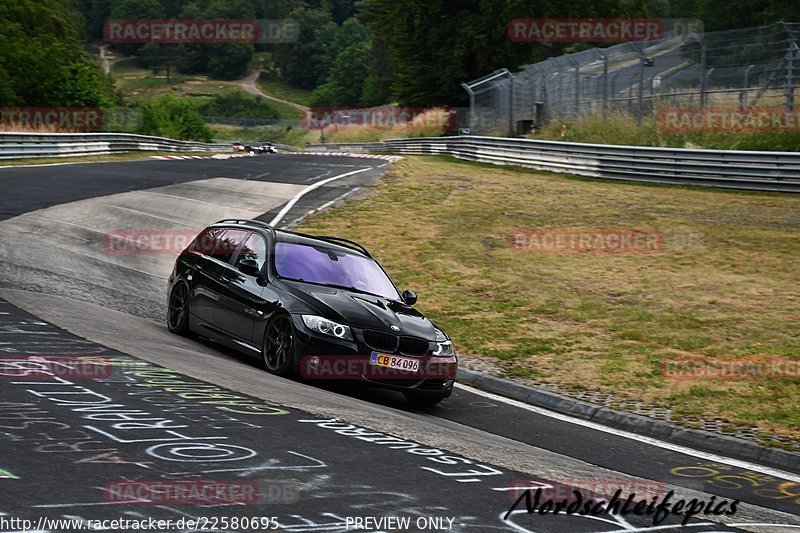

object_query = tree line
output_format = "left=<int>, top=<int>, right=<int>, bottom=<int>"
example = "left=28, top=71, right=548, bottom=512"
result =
left=3, top=0, right=800, bottom=112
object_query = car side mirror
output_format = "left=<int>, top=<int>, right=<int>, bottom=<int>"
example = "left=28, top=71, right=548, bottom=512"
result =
left=238, top=258, right=261, bottom=276
left=402, top=289, right=417, bottom=305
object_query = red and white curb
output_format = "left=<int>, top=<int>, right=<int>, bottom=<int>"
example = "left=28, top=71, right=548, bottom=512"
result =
left=287, top=151, right=403, bottom=162
left=151, top=153, right=256, bottom=160
left=151, top=152, right=403, bottom=162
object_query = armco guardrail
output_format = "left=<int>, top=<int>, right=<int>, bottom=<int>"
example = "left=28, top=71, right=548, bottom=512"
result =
left=306, top=136, right=800, bottom=192
left=0, top=132, right=232, bottom=160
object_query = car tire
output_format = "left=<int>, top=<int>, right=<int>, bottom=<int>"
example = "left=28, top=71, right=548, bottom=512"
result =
left=403, top=391, right=447, bottom=407
left=262, top=314, right=296, bottom=377
left=167, top=281, right=192, bottom=336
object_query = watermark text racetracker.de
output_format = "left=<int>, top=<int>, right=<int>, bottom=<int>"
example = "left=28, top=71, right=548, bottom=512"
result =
left=508, top=229, right=704, bottom=254
left=663, top=356, right=799, bottom=381
left=0, top=516, right=280, bottom=531
left=0, top=356, right=113, bottom=380
left=104, top=19, right=299, bottom=43
left=104, top=479, right=299, bottom=505
left=104, top=229, right=201, bottom=255
left=300, top=355, right=457, bottom=380
left=302, top=107, right=456, bottom=130
left=0, top=108, right=102, bottom=132
left=661, top=108, right=800, bottom=132
left=509, top=18, right=703, bottom=43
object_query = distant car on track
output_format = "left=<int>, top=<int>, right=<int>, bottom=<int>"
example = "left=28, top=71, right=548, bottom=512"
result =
left=232, top=142, right=277, bottom=154
left=255, top=143, right=278, bottom=154
left=167, top=219, right=457, bottom=406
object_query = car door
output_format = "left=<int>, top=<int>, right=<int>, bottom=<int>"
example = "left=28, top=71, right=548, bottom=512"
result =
left=212, top=230, right=266, bottom=342
left=187, top=228, right=224, bottom=323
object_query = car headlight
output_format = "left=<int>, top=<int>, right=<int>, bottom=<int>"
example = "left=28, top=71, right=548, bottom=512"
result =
left=433, top=328, right=455, bottom=356
left=302, top=315, right=353, bottom=341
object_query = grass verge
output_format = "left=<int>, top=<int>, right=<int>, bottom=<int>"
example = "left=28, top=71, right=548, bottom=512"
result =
left=294, top=155, right=800, bottom=443
left=533, top=111, right=800, bottom=151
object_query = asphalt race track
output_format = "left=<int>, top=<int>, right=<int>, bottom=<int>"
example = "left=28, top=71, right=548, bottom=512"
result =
left=0, top=154, right=798, bottom=532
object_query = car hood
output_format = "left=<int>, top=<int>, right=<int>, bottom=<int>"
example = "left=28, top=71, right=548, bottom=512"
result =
left=278, top=280, right=437, bottom=339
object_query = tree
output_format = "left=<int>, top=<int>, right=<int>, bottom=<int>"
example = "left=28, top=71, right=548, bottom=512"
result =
left=0, top=0, right=117, bottom=107
left=278, top=6, right=333, bottom=89
left=139, top=94, right=212, bottom=141
left=309, top=41, right=369, bottom=107
left=207, top=43, right=254, bottom=79
left=358, top=0, right=645, bottom=106
left=200, top=90, right=280, bottom=119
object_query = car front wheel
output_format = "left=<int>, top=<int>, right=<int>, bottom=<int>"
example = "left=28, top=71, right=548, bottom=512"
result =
left=262, top=315, right=295, bottom=377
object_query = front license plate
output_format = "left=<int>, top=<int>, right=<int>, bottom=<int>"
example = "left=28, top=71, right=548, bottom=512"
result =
left=369, top=352, right=420, bottom=373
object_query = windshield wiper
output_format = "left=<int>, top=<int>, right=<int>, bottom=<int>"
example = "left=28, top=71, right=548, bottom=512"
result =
left=280, top=277, right=398, bottom=300
left=319, top=282, right=383, bottom=298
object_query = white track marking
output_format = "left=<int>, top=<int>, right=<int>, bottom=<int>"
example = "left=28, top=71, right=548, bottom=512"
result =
left=314, top=187, right=361, bottom=212
left=107, top=205, right=194, bottom=226
left=457, top=383, right=800, bottom=482
left=139, top=190, right=231, bottom=207
left=269, top=167, right=373, bottom=227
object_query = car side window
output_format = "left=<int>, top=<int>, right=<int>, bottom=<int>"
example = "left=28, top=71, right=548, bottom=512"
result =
left=210, top=229, right=249, bottom=264
left=237, top=233, right=268, bottom=272
left=189, top=229, right=222, bottom=255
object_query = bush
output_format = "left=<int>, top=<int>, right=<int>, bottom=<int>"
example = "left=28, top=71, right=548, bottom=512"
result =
left=207, top=43, right=254, bottom=80
left=309, top=83, right=338, bottom=108
left=138, top=95, right=212, bottom=142
left=200, top=91, right=280, bottom=120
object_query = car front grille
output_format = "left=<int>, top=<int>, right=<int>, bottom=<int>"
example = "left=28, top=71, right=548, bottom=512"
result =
left=363, top=330, right=398, bottom=352
left=399, top=336, right=430, bottom=356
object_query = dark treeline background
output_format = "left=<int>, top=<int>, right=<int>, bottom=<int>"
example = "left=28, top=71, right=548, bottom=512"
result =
left=2, top=0, right=800, bottom=109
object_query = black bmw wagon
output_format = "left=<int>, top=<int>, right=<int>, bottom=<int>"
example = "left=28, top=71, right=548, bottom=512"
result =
left=167, top=219, right=457, bottom=406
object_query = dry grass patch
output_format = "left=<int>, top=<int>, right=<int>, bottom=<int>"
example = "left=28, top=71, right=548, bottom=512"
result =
left=295, top=156, right=800, bottom=441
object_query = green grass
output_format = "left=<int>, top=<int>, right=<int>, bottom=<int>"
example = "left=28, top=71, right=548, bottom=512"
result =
left=265, top=100, right=305, bottom=120
left=294, top=155, right=800, bottom=441
left=256, top=74, right=312, bottom=107
left=534, top=110, right=800, bottom=151
left=111, top=58, right=240, bottom=102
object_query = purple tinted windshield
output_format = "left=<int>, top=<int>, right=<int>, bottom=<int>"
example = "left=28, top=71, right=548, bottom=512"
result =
left=275, top=242, right=399, bottom=300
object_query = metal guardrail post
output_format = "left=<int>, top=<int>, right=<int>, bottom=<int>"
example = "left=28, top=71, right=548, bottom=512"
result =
left=690, top=32, right=708, bottom=108
left=741, top=64, right=755, bottom=111
left=461, top=82, right=476, bottom=132
left=637, top=58, right=645, bottom=126
left=508, top=71, right=515, bottom=137
left=781, top=21, right=798, bottom=112
left=786, top=42, right=798, bottom=111
left=601, top=54, right=609, bottom=119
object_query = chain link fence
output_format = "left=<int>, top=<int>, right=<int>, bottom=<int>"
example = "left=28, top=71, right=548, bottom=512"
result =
left=464, top=22, right=800, bottom=135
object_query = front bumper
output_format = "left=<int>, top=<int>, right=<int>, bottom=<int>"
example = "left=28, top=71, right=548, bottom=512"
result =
left=291, top=315, right=457, bottom=395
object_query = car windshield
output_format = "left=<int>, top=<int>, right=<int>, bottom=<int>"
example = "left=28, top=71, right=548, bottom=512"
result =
left=274, top=241, right=399, bottom=300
